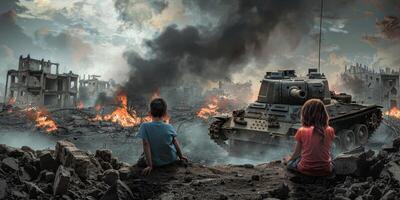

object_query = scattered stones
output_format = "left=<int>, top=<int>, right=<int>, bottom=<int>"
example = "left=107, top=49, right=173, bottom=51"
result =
left=53, top=165, right=71, bottom=195
left=1, top=157, right=19, bottom=172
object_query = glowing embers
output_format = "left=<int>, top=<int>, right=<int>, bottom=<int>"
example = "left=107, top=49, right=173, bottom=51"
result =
left=385, top=107, right=400, bottom=119
left=92, top=93, right=151, bottom=127
left=25, top=106, right=58, bottom=133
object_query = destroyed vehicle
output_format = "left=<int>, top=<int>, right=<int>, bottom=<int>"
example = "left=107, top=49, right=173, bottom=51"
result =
left=209, top=69, right=382, bottom=155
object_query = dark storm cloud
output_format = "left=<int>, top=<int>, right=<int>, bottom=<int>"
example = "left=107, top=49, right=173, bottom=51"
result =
left=121, top=0, right=314, bottom=96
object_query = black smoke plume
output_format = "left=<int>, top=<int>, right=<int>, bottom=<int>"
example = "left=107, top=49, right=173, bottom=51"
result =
left=117, top=0, right=355, bottom=100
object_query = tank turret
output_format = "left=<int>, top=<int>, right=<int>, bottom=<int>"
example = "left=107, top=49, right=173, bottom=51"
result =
left=257, top=69, right=331, bottom=105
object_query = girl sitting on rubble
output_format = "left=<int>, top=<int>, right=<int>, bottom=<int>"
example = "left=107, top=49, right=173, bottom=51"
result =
left=284, top=98, right=335, bottom=176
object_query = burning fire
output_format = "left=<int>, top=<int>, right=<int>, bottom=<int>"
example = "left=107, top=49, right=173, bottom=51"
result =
left=25, top=107, right=57, bottom=133
left=385, top=107, right=400, bottom=119
left=92, top=93, right=151, bottom=127
left=197, top=96, right=237, bottom=119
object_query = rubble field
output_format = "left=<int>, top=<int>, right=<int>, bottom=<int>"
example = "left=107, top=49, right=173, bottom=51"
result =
left=0, top=136, right=399, bottom=199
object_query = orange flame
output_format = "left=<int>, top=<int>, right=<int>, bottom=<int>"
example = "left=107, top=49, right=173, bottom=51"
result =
left=385, top=107, right=400, bottom=119
left=25, top=107, right=57, bottom=133
left=92, top=93, right=151, bottom=127
left=197, top=96, right=220, bottom=119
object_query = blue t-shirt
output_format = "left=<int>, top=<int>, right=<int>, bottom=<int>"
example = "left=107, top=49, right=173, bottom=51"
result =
left=137, top=121, right=178, bottom=166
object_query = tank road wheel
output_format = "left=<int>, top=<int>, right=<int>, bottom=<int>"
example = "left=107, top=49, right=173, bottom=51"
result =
left=351, top=124, right=369, bottom=145
left=338, top=129, right=356, bottom=151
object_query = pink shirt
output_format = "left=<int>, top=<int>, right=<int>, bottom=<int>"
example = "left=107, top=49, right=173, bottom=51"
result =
left=295, top=126, right=335, bottom=176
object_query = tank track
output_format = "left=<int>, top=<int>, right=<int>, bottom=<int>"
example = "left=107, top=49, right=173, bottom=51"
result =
left=208, top=120, right=229, bottom=150
left=366, top=108, right=382, bottom=137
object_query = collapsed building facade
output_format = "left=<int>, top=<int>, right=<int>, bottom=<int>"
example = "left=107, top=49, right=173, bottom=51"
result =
left=3, top=55, right=78, bottom=108
left=342, top=63, right=399, bottom=109
left=79, top=75, right=113, bottom=98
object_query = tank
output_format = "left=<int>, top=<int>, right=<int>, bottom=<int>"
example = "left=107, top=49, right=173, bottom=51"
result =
left=209, top=68, right=382, bottom=155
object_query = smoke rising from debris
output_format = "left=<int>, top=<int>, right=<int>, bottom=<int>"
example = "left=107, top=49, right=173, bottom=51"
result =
left=118, top=0, right=314, bottom=97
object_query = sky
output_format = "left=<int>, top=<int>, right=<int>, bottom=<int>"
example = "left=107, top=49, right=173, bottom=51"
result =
left=0, top=0, right=399, bottom=98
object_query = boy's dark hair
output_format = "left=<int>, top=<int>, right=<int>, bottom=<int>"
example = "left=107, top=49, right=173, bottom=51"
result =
left=150, top=98, right=167, bottom=118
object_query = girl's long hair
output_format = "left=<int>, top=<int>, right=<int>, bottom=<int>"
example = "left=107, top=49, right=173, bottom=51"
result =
left=300, top=99, right=329, bottom=142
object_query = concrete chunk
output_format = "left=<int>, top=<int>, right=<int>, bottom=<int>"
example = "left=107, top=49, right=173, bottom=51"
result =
left=1, top=157, right=19, bottom=172
left=333, top=147, right=374, bottom=176
left=39, top=151, right=58, bottom=172
left=53, top=165, right=71, bottom=195
left=54, top=140, right=91, bottom=179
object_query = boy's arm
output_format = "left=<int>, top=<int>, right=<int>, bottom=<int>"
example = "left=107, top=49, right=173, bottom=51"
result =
left=142, top=139, right=153, bottom=175
left=172, top=137, right=187, bottom=161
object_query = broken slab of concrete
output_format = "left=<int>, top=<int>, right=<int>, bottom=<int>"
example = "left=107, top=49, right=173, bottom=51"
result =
left=54, top=140, right=92, bottom=179
left=53, top=165, right=71, bottom=195
left=333, top=147, right=375, bottom=176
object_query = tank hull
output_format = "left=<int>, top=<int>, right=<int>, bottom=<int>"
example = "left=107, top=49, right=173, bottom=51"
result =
left=209, top=102, right=382, bottom=155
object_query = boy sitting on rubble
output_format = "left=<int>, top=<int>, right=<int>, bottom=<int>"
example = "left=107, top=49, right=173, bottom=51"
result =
left=137, top=98, right=188, bottom=175
left=284, top=99, right=335, bottom=176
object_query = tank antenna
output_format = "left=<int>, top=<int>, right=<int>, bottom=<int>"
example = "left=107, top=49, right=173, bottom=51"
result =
left=318, top=0, right=324, bottom=73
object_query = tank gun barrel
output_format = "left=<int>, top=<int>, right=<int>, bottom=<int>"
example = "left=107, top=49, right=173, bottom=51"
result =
left=289, top=87, right=306, bottom=99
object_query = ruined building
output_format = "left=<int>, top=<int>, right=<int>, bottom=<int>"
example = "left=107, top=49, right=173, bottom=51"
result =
left=3, top=55, right=78, bottom=108
left=79, top=75, right=112, bottom=99
left=342, top=63, right=399, bottom=109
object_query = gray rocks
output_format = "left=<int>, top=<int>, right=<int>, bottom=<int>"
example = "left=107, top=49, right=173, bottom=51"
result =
left=333, top=147, right=374, bottom=176
left=1, top=157, right=19, bottom=172
left=53, top=165, right=71, bottom=195
left=55, top=140, right=92, bottom=179
left=39, top=151, right=58, bottom=172
left=103, top=169, right=120, bottom=186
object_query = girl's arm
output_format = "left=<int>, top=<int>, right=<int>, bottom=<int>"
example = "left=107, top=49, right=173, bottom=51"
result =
left=289, top=141, right=302, bottom=161
left=172, top=137, right=188, bottom=161
left=142, top=139, right=153, bottom=175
